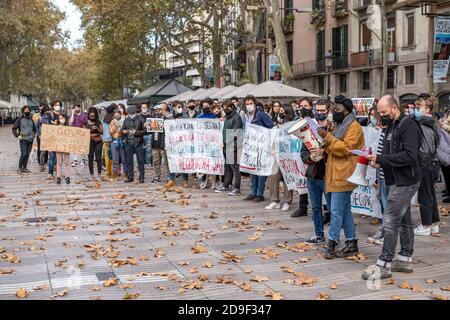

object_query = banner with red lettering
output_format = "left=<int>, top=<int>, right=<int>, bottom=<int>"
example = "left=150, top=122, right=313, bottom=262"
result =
left=164, top=119, right=224, bottom=175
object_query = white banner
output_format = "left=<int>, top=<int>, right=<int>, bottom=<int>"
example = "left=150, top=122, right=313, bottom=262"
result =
left=274, top=122, right=308, bottom=195
left=433, top=60, right=450, bottom=83
left=164, top=119, right=224, bottom=175
left=240, top=123, right=276, bottom=176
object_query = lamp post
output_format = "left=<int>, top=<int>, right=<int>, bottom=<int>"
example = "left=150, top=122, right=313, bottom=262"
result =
left=325, top=51, right=334, bottom=101
left=224, top=72, right=231, bottom=86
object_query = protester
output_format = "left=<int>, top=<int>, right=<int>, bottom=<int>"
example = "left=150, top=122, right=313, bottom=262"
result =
left=414, top=98, right=441, bottom=236
left=12, top=105, right=36, bottom=174
left=318, top=95, right=364, bottom=259
left=231, top=96, right=246, bottom=121
left=109, top=110, right=127, bottom=179
left=171, top=101, right=190, bottom=188
left=86, top=107, right=103, bottom=181
left=265, top=104, right=294, bottom=211
left=363, top=95, right=421, bottom=280
left=121, top=105, right=147, bottom=183
left=199, top=99, right=219, bottom=189
left=140, top=103, right=153, bottom=167
left=242, top=95, right=274, bottom=202
left=269, top=101, right=282, bottom=125
left=35, top=104, right=51, bottom=172
left=301, top=99, right=332, bottom=244
left=186, top=100, right=200, bottom=118
left=54, top=113, right=71, bottom=185
left=215, top=100, right=243, bottom=196
left=151, top=104, right=171, bottom=185
left=117, top=104, right=127, bottom=126
left=33, top=102, right=47, bottom=166
left=69, top=103, right=87, bottom=167
left=438, top=110, right=450, bottom=203
left=368, top=107, right=380, bottom=128
left=101, top=104, right=115, bottom=178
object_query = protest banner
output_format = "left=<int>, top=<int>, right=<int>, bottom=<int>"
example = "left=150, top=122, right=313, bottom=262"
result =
left=274, top=122, right=308, bottom=195
left=40, top=124, right=90, bottom=155
left=240, top=123, right=277, bottom=176
left=433, top=60, right=450, bottom=83
left=145, top=118, right=164, bottom=132
left=164, top=119, right=224, bottom=175
left=351, top=98, right=375, bottom=117
left=433, top=17, right=450, bottom=83
left=350, top=127, right=382, bottom=219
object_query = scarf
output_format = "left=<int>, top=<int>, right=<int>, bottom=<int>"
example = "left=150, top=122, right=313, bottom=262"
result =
left=333, top=112, right=356, bottom=140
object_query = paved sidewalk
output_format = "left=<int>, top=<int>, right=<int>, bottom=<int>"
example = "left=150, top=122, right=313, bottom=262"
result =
left=0, top=126, right=449, bottom=300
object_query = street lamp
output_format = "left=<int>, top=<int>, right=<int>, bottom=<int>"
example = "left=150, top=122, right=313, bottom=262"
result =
left=325, top=51, right=334, bottom=101
left=224, top=72, right=231, bottom=85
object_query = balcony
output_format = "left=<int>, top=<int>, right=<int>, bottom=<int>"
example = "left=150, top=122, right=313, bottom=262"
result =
left=353, top=0, right=372, bottom=11
left=282, top=13, right=295, bottom=34
left=332, top=0, right=350, bottom=19
left=292, top=59, right=326, bottom=76
left=350, top=49, right=396, bottom=68
left=333, top=55, right=349, bottom=69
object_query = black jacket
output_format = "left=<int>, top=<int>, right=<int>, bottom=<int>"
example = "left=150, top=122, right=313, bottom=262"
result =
left=377, top=113, right=422, bottom=186
left=223, top=110, right=243, bottom=153
left=120, top=116, right=147, bottom=146
left=300, top=143, right=326, bottom=180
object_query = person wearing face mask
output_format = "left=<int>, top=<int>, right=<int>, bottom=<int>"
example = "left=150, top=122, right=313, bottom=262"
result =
left=298, top=98, right=314, bottom=119
left=265, top=105, right=294, bottom=212
left=86, top=107, right=104, bottom=181
left=101, top=104, right=115, bottom=178
left=215, top=101, right=244, bottom=196
left=290, top=100, right=301, bottom=119
left=368, top=107, right=380, bottom=128
left=186, top=100, right=199, bottom=118
left=363, top=95, right=421, bottom=280
left=35, top=103, right=50, bottom=171
left=413, top=99, right=441, bottom=236
left=300, top=99, right=332, bottom=244
left=269, top=101, right=282, bottom=125
left=242, top=95, right=274, bottom=202
left=317, top=95, right=364, bottom=259
left=12, top=105, right=36, bottom=174
left=139, top=103, right=153, bottom=167
left=70, top=103, right=88, bottom=167
left=231, top=96, right=245, bottom=122
left=109, top=110, right=128, bottom=179
left=55, top=114, right=71, bottom=185
left=150, top=104, right=171, bottom=185
left=121, top=105, right=147, bottom=183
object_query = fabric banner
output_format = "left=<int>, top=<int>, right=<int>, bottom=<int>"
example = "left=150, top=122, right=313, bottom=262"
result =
left=433, top=60, right=450, bottom=83
left=164, top=119, right=224, bottom=175
left=274, top=122, right=308, bottom=195
left=40, top=124, right=90, bottom=155
left=350, top=127, right=382, bottom=218
left=240, top=123, right=276, bottom=176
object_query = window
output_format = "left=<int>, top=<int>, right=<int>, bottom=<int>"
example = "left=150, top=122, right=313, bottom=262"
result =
left=317, top=30, right=325, bottom=71
left=361, top=71, right=370, bottom=90
left=387, top=68, right=395, bottom=89
left=406, top=13, right=415, bottom=46
left=287, top=40, right=293, bottom=66
left=339, top=74, right=347, bottom=93
left=360, top=20, right=371, bottom=51
left=318, top=77, right=325, bottom=95
left=332, top=25, right=348, bottom=69
left=284, top=0, right=293, bottom=16
left=405, top=66, right=415, bottom=84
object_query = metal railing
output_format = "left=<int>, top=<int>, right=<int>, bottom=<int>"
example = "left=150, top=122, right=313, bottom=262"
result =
left=292, top=59, right=326, bottom=76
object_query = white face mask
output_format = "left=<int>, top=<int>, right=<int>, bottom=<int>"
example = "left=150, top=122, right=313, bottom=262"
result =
left=246, top=104, right=255, bottom=113
left=60, top=118, right=66, bottom=124
left=54, top=106, right=61, bottom=112
left=176, top=107, right=183, bottom=114
left=141, top=108, right=148, bottom=114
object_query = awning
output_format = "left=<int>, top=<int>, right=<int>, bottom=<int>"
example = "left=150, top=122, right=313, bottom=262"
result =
left=245, top=81, right=319, bottom=99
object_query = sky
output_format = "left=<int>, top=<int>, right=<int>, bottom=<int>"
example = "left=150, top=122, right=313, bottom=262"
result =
left=51, top=0, right=84, bottom=49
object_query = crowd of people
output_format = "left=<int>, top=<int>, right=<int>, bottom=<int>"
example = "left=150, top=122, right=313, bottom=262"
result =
left=10, top=91, right=450, bottom=280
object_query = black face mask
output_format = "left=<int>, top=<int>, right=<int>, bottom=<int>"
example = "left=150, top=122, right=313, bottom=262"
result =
left=332, top=111, right=345, bottom=124
left=381, top=115, right=393, bottom=126
left=224, top=108, right=232, bottom=116
left=202, top=107, right=211, bottom=114
left=301, top=109, right=313, bottom=118
left=278, top=113, right=285, bottom=119
left=315, top=113, right=328, bottom=121
left=23, top=112, right=30, bottom=117
left=188, top=105, right=196, bottom=110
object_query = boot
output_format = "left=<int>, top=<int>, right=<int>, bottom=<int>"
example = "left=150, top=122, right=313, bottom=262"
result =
left=324, top=240, right=337, bottom=259
left=335, top=239, right=359, bottom=258
left=362, top=265, right=392, bottom=280
left=165, top=179, right=176, bottom=191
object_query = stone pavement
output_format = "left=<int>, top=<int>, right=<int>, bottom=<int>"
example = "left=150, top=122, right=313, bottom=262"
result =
left=0, top=126, right=449, bottom=300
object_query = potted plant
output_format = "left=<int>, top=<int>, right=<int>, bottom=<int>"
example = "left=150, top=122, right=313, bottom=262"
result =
left=335, top=0, right=347, bottom=18
left=283, top=13, right=295, bottom=32
left=311, top=0, right=326, bottom=31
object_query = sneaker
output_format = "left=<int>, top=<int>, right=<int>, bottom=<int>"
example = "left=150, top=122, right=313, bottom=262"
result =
left=305, top=235, right=325, bottom=244
left=361, top=265, right=392, bottom=280
left=22, top=168, right=31, bottom=174
left=88, top=175, right=96, bottom=182
left=65, top=177, right=70, bottom=185
left=431, top=224, right=439, bottom=234
left=391, top=259, right=413, bottom=273
left=200, top=181, right=208, bottom=189
left=17, top=169, right=23, bottom=174
left=228, top=189, right=241, bottom=196
left=80, top=159, right=87, bottom=166
left=165, top=180, right=176, bottom=190
left=281, top=203, right=290, bottom=211
left=368, top=228, right=383, bottom=244
left=151, top=178, right=161, bottom=183
left=47, top=174, right=53, bottom=180
left=215, top=186, right=229, bottom=193
left=211, top=180, right=218, bottom=190
left=253, top=196, right=265, bottom=203
left=40, top=165, right=46, bottom=172
left=56, top=177, right=61, bottom=185
left=138, top=179, right=145, bottom=184
left=335, top=240, right=358, bottom=258
left=414, top=225, right=431, bottom=236
left=71, top=160, right=77, bottom=167
left=265, top=202, right=281, bottom=210
left=243, top=195, right=256, bottom=201
left=291, top=209, right=307, bottom=218
left=373, top=237, right=384, bottom=245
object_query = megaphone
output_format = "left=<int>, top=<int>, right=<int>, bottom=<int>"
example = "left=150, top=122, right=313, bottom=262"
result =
left=346, top=147, right=372, bottom=186
left=288, top=119, right=323, bottom=162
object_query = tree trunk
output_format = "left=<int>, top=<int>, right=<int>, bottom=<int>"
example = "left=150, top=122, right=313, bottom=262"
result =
left=262, top=0, right=294, bottom=86
left=380, top=0, right=387, bottom=96
left=213, top=9, right=222, bottom=87
left=246, top=9, right=260, bottom=84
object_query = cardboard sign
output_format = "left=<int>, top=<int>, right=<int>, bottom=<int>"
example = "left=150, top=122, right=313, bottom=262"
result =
left=145, top=118, right=164, bottom=133
left=40, top=124, right=90, bottom=155
left=164, top=119, right=224, bottom=175
left=274, top=122, right=308, bottom=195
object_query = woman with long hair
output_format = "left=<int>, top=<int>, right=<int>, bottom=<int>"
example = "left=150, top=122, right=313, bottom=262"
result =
left=55, top=113, right=71, bottom=184
left=86, top=107, right=103, bottom=181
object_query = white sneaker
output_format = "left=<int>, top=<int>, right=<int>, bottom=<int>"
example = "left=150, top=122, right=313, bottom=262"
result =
left=200, top=181, right=207, bottom=189
left=265, top=202, right=281, bottom=210
left=71, top=160, right=77, bottom=167
left=281, top=203, right=290, bottom=211
left=431, top=225, right=439, bottom=234
left=414, top=225, right=431, bottom=236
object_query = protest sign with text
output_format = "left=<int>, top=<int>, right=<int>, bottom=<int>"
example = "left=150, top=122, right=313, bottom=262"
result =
left=165, top=119, right=224, bottom=175
left=145, top=118, right=164, bottom=133
left=40, top=124, right=90, bottom=155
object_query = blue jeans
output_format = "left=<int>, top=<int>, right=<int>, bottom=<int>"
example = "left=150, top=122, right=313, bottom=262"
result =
left=143, top=135, right=152, bottom=165
left=328, top=191, right=356, bottom=242
left=250, top=175, right=266, bottom=197
left=111, top=141, right=127, bottom=175
left=307, top=178, right=331, bottom=238
left=48, top=152, right=56, bottom=175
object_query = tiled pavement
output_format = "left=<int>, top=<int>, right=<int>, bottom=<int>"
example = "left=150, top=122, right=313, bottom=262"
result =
left=0, top=126, right=449, bottom=300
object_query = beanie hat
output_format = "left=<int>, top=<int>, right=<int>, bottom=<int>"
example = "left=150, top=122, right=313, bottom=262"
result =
left=334, top=95, right=353, bottom=113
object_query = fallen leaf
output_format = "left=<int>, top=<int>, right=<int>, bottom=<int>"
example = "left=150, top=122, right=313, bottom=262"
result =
left=178, top=261, right=190, bottom=266
left=191, top=244, right=208, bottom=254
left=16, top=288, right=28, bottom=298
left=198, top=274, right=209, bottom=281
left=431, top=292, right=448, bottom=300
left=0, top=269, right=15, bottom=275
left=103, top=278, right=118, bottom=287
left=411, top=284, right=423, bottom=293
left=243, top=268, right=253, bottom=273
left=119, top=284, right=135, bottom=289
left=202, top=261, right=214, bottom=268
left=33, top=284, right=49, bottom=291
left=264, top=290, right=284, bottom=300
left=316, top=292, right=329, bottom=300
left=391, top=295, right=403, bottom=300
left=156, top=285, right=168, bottom=290
left=425, top=279, right=436, bottom=284
left=123, top=292, right=140, bottom=300
left=189, top=267, right=199, bottom=274
left=91, top=286, right=102, bottom=291
left=329, top=283, right=338, bottom=290
left=384, top=278, right=396, bottom=285
left=248, top=232, right=263, bottom=241
left=440, top=285, right=450, bottom=291
left=399, top=281, right=411, bottom=289
left=251, top=275, right=269, bottom=283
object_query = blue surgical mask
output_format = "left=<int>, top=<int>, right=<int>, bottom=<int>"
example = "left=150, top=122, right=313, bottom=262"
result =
left=370, top=117, right=377, bottom=126
left=414, top=109, right=422, bottom=119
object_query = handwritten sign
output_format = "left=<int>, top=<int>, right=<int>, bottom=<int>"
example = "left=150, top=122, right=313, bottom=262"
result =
left=146, top=118, right=164, bottom=133
left=274, top=122, right=307, bottom=194
left=40, top=124, right=90, bottom=155
left=164, top=119, right=224, bottom=175
left=352, top=98, right=375, bottom=117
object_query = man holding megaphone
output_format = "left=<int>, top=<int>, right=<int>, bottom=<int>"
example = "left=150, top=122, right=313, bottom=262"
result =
left=317, top=95, right=364, bottom=259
